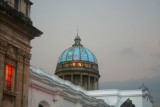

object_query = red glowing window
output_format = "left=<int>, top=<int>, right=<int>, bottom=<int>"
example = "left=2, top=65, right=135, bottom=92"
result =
left=5, top=65, right=13, bottom=91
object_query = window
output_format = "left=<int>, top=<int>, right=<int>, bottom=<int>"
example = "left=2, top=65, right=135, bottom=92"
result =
left=5, top=65, right=13, bottom=91
left=14, top=0, right=19, bottom=10
left=26, top=2, right=30, bottom=16
left=39, top=104, right=43, bottom=107
left=64, top=63, right=68, bottom=67
left=73, top=62, right=76, bottom=66
left=78, top=63, right=82, bottom=66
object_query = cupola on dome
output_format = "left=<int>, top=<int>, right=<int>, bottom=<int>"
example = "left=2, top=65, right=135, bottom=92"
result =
left=57, top=36, right=98, bottom=64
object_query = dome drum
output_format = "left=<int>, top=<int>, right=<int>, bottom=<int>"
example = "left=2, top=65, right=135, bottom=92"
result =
left=55, top=61, right=99, bottom=75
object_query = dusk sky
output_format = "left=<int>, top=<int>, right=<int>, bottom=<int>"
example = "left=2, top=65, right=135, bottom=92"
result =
left=30, top=0, right=160, bottom=106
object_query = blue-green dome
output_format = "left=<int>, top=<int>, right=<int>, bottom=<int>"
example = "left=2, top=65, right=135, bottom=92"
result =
left=58, top=36, right=98, bottom=64
left=139, top=84, right=148, bottom=92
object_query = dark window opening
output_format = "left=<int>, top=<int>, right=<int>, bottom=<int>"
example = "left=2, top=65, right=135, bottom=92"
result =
left=14, top=0, right=19, bottom=10
left=39, top=104, right=43, bottom=107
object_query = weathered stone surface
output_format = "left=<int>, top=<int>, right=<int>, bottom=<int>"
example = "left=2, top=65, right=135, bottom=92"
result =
left=0, top=2, right=42, bottom=106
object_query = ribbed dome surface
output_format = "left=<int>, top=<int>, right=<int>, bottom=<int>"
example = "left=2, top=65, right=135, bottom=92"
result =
left=57, top=36, right=98, bottom=64
left=58, top=47, right=97, bottom=64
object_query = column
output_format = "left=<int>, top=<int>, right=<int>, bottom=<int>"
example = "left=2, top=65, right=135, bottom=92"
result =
left=88, top=76, right=90, bottom=90
left=94, top=77, right=96, bottom=90
left=0, top=52, right=5, bottom=107
left=71, top=74, right=73, bottom=83
left=97, top=79, right=99, bottom=90
left=80, top=74, right=82, bottom=87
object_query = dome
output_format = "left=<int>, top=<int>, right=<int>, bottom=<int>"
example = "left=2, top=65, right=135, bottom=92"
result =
left=55, top=35, right=100, bottom=90
left=58, top=36, right=98, bottom=64
left=139, top=84, right=148, bottom=92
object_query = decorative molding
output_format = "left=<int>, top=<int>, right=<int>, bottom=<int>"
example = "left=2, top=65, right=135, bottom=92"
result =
left=6, top=45, right=17, bottom=58
left=0, top=38, right=7, bottom=53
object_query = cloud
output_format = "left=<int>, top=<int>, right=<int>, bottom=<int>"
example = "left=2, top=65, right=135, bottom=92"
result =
left=150, top=65, right=160, bottom=73
left=120, top=48, right=135, bottom=55
left=151, top=53, right=160, bottom=58
left=99, top=76, right=160, bottom=105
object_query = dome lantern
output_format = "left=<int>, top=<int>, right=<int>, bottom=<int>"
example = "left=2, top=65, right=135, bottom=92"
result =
left=73, top=34, right=82, bottom=46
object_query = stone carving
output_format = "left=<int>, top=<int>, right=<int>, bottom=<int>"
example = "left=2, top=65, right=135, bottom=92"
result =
left=7, top=45, right=17, bottom=58
left=18, top=48, right=31, bottom=64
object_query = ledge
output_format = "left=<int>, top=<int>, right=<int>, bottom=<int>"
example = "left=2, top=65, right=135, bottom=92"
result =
left=3, top=90, right=17, bottom=97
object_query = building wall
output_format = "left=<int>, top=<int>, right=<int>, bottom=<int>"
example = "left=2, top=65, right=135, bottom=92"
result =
left=29, top=66, right=109, bottom=107
left=0, top=1, right=42, bottom=106
left=28, top=86, right=54, bottom=107
left=117, top=96, right=142, bottom=107
left=0, top=13, right=31, bottom=107
left=94, top=95, right=118, bottom=106
left=142, top=95, right=153, bottom=107
left=88, top=89, right=153, bottom=107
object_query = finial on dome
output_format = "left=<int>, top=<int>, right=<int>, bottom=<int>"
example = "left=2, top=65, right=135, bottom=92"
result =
left=77, top=28, right=78, bottom=36
left=74, top=29, right=81, bottom=41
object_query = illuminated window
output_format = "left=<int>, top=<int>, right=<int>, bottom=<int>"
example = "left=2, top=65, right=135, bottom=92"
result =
left=73, top=62, right=76, bottom=66
left=89, top=64, right=91, bottom=67
left=5, top=65, right=13, bottom=91
left=78, top=63, right=82, bottom=66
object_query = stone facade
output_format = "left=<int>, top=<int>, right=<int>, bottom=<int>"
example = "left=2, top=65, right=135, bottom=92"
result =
left=0, top=0, right=42, bottom=107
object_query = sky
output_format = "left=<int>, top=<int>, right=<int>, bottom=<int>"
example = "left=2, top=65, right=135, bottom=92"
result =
left=30, top=0, right=160, bottom=106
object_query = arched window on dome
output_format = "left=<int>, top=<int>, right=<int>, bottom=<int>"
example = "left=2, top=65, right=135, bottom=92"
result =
left=64, top=63, right=68, bottom=67
left=78, top=63, right=82, bottom=66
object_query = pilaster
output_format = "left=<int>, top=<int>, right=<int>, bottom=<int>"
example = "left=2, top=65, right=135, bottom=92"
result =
left=80, top=74, right=82, bottom=87
left=94, top=77, right=96, bottom=90
left=0, top=38, right=6, bottom=107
